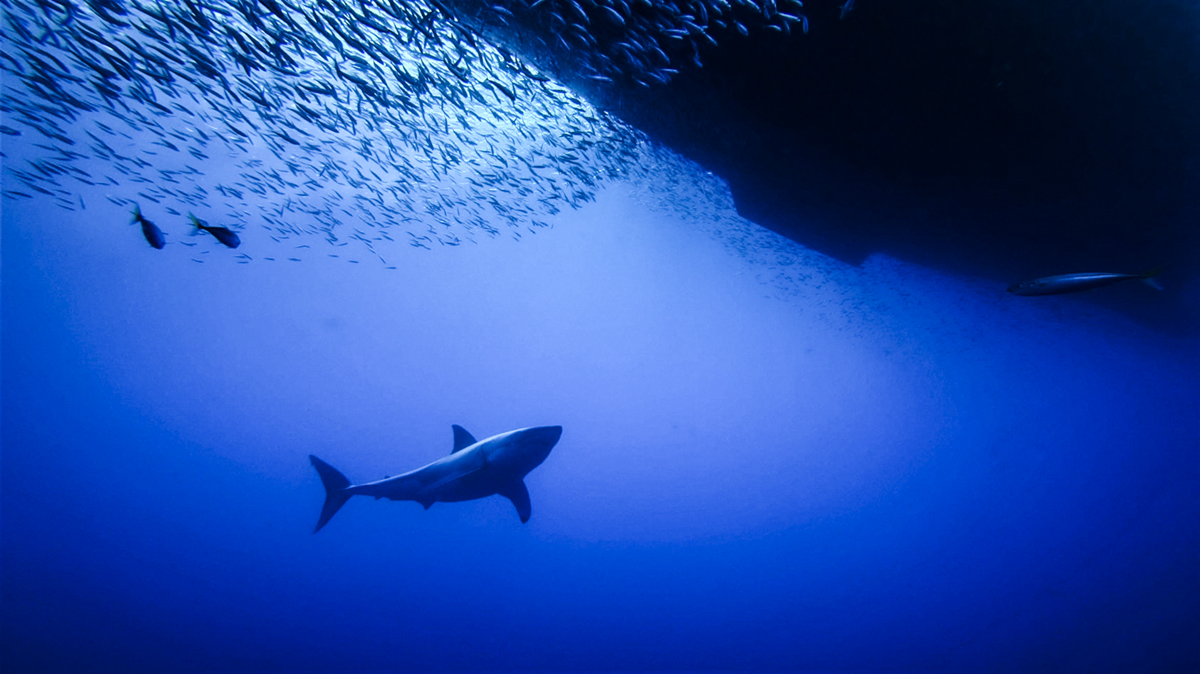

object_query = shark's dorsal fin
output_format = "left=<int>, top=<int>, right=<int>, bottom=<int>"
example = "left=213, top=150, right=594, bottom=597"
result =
left=451, top=424, right=476, bottom=453
left=498, top=479, right=532, bottom=523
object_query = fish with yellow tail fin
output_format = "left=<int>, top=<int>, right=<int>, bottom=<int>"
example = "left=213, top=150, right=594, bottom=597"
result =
left=188, top=213, right=241, bottom=248
left=132, top=204, right=165, bottom=249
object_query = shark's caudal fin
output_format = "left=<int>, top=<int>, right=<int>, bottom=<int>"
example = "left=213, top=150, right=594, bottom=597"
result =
left=310, top=455, right=352, bottom=533
left=1140, top=264, right=1168, bottom=290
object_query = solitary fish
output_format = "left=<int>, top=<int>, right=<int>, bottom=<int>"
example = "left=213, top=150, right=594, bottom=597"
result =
left=1008, top=265, right=1167, bottom=296
left=189, top=213, right=241, bottom=248
left=310, top=424, right=561, bottom=532
left=132, top=204, right=165, bottom=249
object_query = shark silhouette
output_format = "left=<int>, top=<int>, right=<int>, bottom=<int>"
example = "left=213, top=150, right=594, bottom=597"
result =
left=309, top=425, right=561, bottom=532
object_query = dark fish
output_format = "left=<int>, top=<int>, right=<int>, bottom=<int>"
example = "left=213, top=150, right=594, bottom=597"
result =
left=1007, top=265, right=1167, bottom=296
left=189, top=213, right=241, bottom=248
left=132, top=204, right=166, bottom=249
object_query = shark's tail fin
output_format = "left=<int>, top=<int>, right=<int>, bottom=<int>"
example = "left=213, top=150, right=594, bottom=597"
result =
left=310, top=455, right=352, bottom=533
left=1140, top=263, right=1168, bottom=290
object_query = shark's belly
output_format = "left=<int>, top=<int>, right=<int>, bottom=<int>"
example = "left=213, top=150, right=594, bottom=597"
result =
left=429, top=471, right=498, bottom=502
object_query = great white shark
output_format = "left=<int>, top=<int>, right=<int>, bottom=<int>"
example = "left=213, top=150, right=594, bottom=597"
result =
left=309, top=424, right=561, bottom=532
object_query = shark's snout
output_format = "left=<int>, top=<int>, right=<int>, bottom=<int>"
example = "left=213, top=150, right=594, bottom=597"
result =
left=532, top=425, right=563, bottom=446
left=497, top=425, right=561, bottom=473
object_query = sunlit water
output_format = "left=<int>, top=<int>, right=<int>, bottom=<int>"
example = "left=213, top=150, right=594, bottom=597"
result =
left=2, top=1, right=1197, bottom=669
left=4, top=158, right=1197, bottom=670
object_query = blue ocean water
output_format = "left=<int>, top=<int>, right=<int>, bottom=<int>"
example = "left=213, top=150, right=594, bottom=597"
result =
left=2, top=0, right=1199, bottom=672
left=5, top=174, right=1198, bottom=671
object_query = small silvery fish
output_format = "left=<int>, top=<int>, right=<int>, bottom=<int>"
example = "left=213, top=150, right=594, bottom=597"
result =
left=132, top=204, right=165, bottom=249
left=188, top=213, right=241, bottom=248
left=1007, top=265, right=1167, bottom=296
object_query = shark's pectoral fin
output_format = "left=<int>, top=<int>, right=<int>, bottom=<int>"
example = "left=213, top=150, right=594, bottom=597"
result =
left=421, top=500, right=434, bottom=510
left=498, top=480, right=532, bottom=523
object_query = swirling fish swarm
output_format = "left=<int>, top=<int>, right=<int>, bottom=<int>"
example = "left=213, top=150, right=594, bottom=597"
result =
left=464, top=0, right=810, bottom=88
left=0, top=0, right=659, bottom=259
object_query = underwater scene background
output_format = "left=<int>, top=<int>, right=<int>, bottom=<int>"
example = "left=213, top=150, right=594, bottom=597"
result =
left=3, top=0, right=1199, bottom=672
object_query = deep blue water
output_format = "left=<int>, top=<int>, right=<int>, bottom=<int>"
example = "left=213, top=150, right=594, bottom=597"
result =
left=2, top=0, right=1199, bottom=671
left=4, top=175, right=1198, bottom=671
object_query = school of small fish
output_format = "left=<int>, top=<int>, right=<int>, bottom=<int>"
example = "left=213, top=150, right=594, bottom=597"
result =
left=0, top=0, right=817, bottom=265
left=463, top=0, right=810, bottom=89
